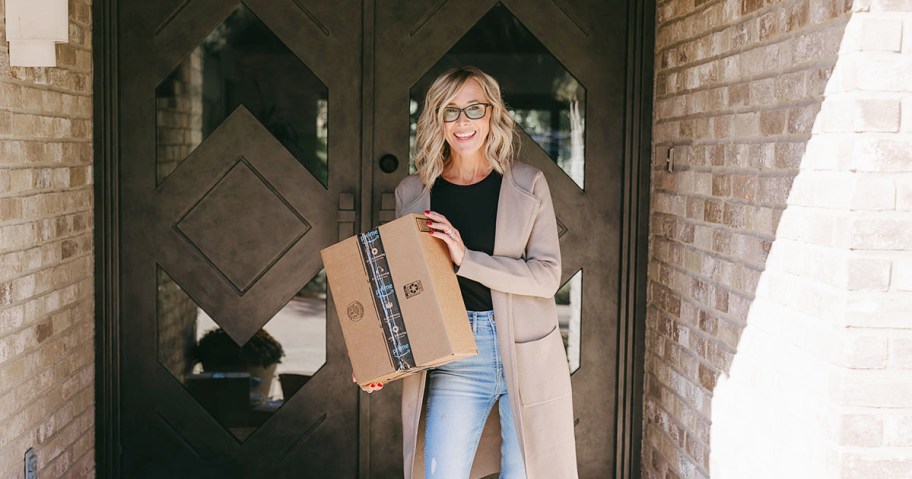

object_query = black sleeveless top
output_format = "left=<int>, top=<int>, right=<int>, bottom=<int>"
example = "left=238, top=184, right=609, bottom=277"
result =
left=430, top=171, right=502, bottom=311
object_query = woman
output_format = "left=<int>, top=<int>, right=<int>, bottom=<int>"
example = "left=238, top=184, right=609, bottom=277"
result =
left=360, top=66, right=578, bottom=478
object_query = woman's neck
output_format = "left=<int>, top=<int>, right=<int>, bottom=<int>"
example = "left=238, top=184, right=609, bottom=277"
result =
left=444, top=152, right=492, bottom=185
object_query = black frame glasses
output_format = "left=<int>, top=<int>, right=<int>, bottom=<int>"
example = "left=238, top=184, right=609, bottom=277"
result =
left=442, top=103, right=492, bottom=122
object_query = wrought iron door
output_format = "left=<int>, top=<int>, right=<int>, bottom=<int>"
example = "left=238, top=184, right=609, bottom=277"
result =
left=117, top=1, right=361, bottom=477
left=370, top=2, right=636, bottom=477
left=102, top=0, right=651, bottom=477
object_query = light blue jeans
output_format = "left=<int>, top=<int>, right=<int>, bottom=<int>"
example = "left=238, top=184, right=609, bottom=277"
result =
left=424, top=310, right=527, bottom=478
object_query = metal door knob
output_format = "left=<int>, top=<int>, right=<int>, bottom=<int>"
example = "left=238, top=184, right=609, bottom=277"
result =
left=379, top=154, right=399, bottom=173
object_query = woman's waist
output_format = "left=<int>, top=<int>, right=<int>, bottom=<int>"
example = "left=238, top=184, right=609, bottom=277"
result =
left=466, top=309, right=495, bottom=335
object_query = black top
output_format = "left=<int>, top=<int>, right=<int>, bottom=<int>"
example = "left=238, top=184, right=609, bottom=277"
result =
left=431, top=171, right=502, bottom=311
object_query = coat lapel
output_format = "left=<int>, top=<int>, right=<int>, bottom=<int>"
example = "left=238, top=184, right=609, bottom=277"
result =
left=493, top=168, right=540, bottom=257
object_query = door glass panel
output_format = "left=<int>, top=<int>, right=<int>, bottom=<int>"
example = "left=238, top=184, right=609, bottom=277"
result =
left=155, top=4, right=328, bottom=186
left=408, top=3, right=586, bottom=188
left=157, top=266, right=327, bottom=442
left=556, top=269, right=582, bottom=374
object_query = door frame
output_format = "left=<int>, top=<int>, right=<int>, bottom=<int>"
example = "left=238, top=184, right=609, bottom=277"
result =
left=93, top=0, right=655, bottom=476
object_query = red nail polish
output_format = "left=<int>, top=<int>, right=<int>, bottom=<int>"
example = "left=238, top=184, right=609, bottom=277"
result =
left=426, top=221, right=432, bottom=225
left=378, top=383, right=383, bottom=387
left=424, top=210, right=430, bottom=214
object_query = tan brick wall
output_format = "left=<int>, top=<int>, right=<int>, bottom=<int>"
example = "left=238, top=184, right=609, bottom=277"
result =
left=0, top=0, right=95, bottom=477
left=155, top=51, right=204, bottom=382
left=646, top=0, right=912, bottom=477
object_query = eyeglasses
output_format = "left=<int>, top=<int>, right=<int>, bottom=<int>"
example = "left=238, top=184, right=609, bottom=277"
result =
left=442, top=103, right=491, bottom=122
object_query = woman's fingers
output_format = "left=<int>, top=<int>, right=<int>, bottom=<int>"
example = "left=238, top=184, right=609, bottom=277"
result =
left=425, top=220, right=458, bottom=237
left=424, top=211, right=459, bottom=238
left=423, top=210, right=465, bottom=266
left=424, top=210, right=453, bottom=229
left=353, top=374, right=384, bottom=393
left=360, top=382, right=384, bottom=393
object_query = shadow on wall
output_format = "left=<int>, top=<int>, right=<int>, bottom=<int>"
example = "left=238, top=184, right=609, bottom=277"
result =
left=641, top=1, right=891, bottom=478
left=709, top=6, right=909, bottom=476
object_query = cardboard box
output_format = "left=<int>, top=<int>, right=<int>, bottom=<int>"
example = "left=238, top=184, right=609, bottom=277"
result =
left=320, top=213, right=477, bottom=387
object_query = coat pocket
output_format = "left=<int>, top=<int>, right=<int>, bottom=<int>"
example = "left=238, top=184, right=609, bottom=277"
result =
left=514, top=325, right=572, bottom=407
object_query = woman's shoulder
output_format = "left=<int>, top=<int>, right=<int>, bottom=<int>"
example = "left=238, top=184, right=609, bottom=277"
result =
left=395, top=173, right=426, bottom=200
left=506, top=161, right=545, bottom=194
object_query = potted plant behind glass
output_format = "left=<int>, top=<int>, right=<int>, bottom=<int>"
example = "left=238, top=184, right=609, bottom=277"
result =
left=191, top=328, right=285, bottom=402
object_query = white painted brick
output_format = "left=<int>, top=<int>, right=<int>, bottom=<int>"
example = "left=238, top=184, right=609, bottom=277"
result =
left=893, top=259, right=912, bottom=291
left=905, top=17, right=912, bottom=53
left=839, top=414, right=884, bottom=446
left=884, top=415, right=912, bottom=446
left=853, top=98, right=901, bottom=132
left=898, top=96, right=912, bottom=134
left=841, top=370, right=912, bottom=407
left=851, top=174, right=897, bottom=211
left=803, top=134, right=855, bottom=170
left=861, top=17, right=903, bottom=52
left=845, top=256, right=892, bottom=291
left=843, top=215, right=912, bottom=250
left=797, top=171, right=850, bottom=208
left=867, top=0, right=912, bottom=13
left=776, top=206, right=837, bottom=246
left=844, top=335, right=890, bottom=368
left=845, top=291, right=912, bottom=328
left=854, top=56, right=912, bottom=92
left=891, top=338, right=912, bottom=368
left=841, top=451, right=912, bottom=479
left=815, top=98, right=855, bottom=133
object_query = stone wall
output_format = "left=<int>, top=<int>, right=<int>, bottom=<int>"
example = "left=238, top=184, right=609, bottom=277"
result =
left=0, top=0, right=95, bottom=477
left=644, top=0, right=912, bottom=477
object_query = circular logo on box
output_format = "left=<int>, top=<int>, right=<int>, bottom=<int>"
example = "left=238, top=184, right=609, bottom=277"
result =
left=347, top=301, right=364, bottom=321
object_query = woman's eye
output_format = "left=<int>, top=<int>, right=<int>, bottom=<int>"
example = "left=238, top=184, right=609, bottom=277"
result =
left=444, top=108, right=459, bottom=115
left=466, top=105, right=482, bottom=114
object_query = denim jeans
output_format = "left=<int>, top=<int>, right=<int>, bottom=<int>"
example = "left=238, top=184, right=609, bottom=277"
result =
left=424, top=310, right=527, bottom=478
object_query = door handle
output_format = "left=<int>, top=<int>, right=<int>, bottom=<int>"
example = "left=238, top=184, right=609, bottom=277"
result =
left=379, top=154, right=399, bottom=173
left=379, top=192, right=396, bottom=223
left=337, top=192, right=356, bottom=239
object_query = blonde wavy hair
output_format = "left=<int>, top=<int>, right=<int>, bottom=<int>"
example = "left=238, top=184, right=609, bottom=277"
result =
left=413, top=66, right=519, bottom=187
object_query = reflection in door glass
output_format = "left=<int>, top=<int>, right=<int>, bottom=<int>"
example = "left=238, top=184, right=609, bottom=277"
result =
left=156, top=266, right=327, bottom=442
left=155, top=4, right=329, bottom=186
left=408, top=3, right=585, bottom=188
left=556, top=269, right=582, bottom=374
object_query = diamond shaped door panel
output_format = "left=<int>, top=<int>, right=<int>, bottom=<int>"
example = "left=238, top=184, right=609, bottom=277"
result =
left=158, top=266, right=327, bottom=442
left=154, top=106, right=330, bottom=343
left=175, top=159, right=311, bottom=294
left=407, top=3, right=586, bottom=188
left=155, top=3, right=329, bottom=186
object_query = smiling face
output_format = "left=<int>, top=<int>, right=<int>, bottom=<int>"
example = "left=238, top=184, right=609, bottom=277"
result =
left=443, top=79, right=491, bottom=161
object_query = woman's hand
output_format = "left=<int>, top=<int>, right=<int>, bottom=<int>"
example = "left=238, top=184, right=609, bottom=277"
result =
left=353, top=373, right=383, bottom=393
left=424, top=210, right=466, bottom=266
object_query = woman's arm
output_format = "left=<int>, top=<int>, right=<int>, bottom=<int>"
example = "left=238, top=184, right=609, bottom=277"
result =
left=454, top=171, right=561, bottom=298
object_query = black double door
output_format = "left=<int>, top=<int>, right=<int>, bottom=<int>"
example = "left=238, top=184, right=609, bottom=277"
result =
left=108, top=0, right=650, bottom=477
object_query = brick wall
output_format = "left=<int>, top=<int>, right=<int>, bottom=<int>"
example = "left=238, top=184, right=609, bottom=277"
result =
left=644, top=0, right=912, bottom=477
left=155, top=49, right=202, bottom=184
left=155, top=50, right=204, bottom=382
left=0, top=0, right=95, bottom=477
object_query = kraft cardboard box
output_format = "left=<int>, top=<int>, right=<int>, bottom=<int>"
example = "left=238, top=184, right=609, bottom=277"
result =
left=320, top=213, right=477, bottom=387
